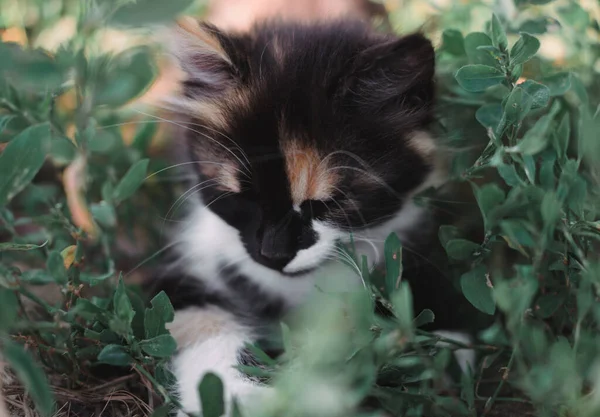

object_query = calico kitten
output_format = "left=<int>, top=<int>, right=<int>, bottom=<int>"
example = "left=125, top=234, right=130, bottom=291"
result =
left=150, top=17, right=444, bottom=415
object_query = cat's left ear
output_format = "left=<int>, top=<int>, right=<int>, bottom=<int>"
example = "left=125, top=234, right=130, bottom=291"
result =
left=161, top=17, right=241, bottom=115
left=342, top=33, right=435, bottom=112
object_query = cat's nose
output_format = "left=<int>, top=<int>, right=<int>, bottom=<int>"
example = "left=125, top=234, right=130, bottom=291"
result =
left=259, top=246, right=295, bottom=270
left=258, top=214, right=299, bottom=270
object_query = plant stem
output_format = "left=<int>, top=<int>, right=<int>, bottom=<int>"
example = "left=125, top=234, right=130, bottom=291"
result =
left=483, top=349, right=516, bottom=415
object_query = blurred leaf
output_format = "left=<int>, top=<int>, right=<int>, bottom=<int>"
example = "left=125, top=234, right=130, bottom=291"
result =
left=498, top=164, right=524, bottom=187
left=476, top=103, right=503, bottom=129
left=110, top=0, right=195, bottom=26
left=445, top=239, right=480, bottom=261
left=0, top=43, right=63, bottom=90
left=553, top=113, right=570, bottom=159
left=490, top=14, right=508, bottom=51
left=509, top=33, right=540, bottom=67
left=413, top=309, right=435, bottom=327
left=47, top=251, right=67, bottom=284
left=455, top=65, right=505, bottom=92
left=501, top=220, right=535, bottom=248
left=474, top=183, right=505, bottom=229
left=198, top=372, right=225, bottom=417
left=0, top=288, right=18, bottom=331
left=90, top=201, right=117, bottom=229
left=504, top=87, right=532, bottom=124
left=4, top=340, right=55, bottom=416
left=384, top=233, right=403, bottom=295
left=94, top=48, right=156, bottom=108
left=21, top=269, right=55, bottom=285
left=140, top=334, right=177, bottom=358
left=442, top=29, right=465, bottom=56
left=438, top=224, right=461, bottom=248
left=112, top=158, right=149, bottom=203
left=61, top=245, right=77, bottom=269
left=460, top=265, right=495, bottom=315
left=464, top=32, right=498, bottom=66
left=110, top=275, right=135, bottom=336
left=0, top=123, right=51, bottom=206
left=0, top=114, right=15, bottom=137
left=97, top=344, right=132, bottom=366
left=536, top=294, right=564, bottom=318
left=542, top=73, right=572, bottom=97
left=519, top=17, right=560, bottom=34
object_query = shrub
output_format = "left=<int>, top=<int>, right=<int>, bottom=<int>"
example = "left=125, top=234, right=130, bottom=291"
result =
left=0, top=0, right=599, bottom=416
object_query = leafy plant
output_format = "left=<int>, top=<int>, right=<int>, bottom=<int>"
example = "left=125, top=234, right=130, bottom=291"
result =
left=1, top=0, right=599, bottom=417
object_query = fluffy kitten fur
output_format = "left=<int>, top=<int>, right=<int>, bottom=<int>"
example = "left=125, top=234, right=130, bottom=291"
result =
left=150, top=17, right=447, bottom=415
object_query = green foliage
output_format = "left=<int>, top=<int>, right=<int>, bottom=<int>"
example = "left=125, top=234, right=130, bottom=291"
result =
left=0, top=0, right=599, bottom=416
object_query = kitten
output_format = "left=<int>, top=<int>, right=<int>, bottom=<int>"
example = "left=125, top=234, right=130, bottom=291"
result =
left=150, top=17, right=444, bottom=415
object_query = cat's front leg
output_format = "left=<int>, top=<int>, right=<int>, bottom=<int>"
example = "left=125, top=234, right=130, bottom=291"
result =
left=168, top=306, right=266, bottom=416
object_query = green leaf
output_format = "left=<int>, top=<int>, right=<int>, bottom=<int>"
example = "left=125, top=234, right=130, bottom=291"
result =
left=97, top=344, right=132, bottom=366
left=445, top=239, right=480, bottom=261
left=498, top=164, right=523, bottom=187
left=519, top=17, right=560, bottom=34
left=140, top=334, right=177, bottom=358
left=0, top=288, right=18, bottom=331
left=280, top=322, right=292, bottom=354
left=90, top=201, right=117, bottom=228
left=473, top=183, right=505, bottom=229
left=476, top=103, right=503, bottom=129
left=520, top=80, right=550, bottom=109
left=464, top=32, right=497, bottom=66
left=84, top=329, right=120, bottom=344
left=438, top=224, right=461, bottom=248
left=94, top=48, right=156, bottom=108
left=110, top=0, right=195, bottom=26
left=0, top=43, right=63, bottom=90
left=46, top=251, right=67, bottom=284
left=541, top=192, right=561, bottom=225
left=542, top=72, right=572, bottom=96
left=198, top=372, right=225, bottom=417
left=4, top=340, right=55, bottom=416
left=0, top=123, right=51, bottom=206
left=539, top=150, right=557, bottom=190
left=413, top=309, right=435, bottom=327
left=20, top=269, right=55, bottom=285
left=553, top=113, right=570, bottom=160
left=442, top=29, right=465, bottom=56
left=536, top=294, right=563, bottom=318
left=0, top=114, right=15, bottom=137
left=460, top=265, right=495, bottom=315
left=500, top=220, right=535, bottom=249
left=391, top=282, right=413, bottom=335
left=384, top=233, right=403, bottom=295
left=507, top=112, right=555, bottom=155
left=112, top=159, right=149, bottom=203
left=144, top=291, right=175, bottom=339
left=110, top=275, right=135, bottom=336
left=0, top=240, right=47, bottom=251
left=504, top=87, right=532, bottom=123
left=490, top=14, right=508, bottom=51
left=455, top=65, right=505, bottom=93
left=509, top=33, right=540, bottom=67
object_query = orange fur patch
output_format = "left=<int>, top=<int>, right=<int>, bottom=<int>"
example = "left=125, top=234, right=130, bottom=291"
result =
left=283, top=142, right=337, bottom=204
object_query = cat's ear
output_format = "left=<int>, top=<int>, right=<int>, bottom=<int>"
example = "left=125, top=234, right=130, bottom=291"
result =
left=342, top=33, right=435, bottom=111
left=162, top=17, right=239, bottom=114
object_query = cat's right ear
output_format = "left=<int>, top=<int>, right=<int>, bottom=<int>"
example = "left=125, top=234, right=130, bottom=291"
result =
left=162, top=17, right=238, bottom=113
